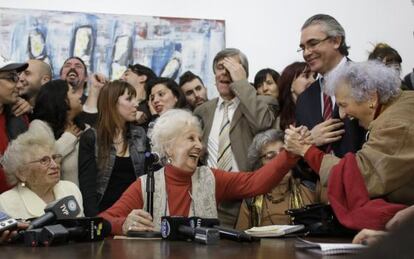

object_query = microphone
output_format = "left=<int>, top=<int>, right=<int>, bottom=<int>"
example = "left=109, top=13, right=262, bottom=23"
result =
left=27, top=195, right=80, bottom=230
left=55, top=217, right=111, bottom=242
left=213, top=226, right=259, bottom=242
left=0, top=211, right=18, bottom=233
left=189, top=217, right=220, bottom=228
left=24, top=217, right=111, bottom=246
left=178, top=225, right=219, bottom=245
left=144, top=151, right=161, bottom=166
left=160, top=216, right=220, bottom=244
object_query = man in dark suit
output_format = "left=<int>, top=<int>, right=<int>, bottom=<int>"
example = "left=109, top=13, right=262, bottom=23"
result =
left=296, top=14, right=365, bottom=158
left=194, top=48, right=277, bottom=227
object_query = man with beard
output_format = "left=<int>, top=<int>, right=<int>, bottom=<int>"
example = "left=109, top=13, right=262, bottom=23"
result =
left=0, top=57, right=29, bottom=192
left=60, top=57, right=89, bottom=102
left=194, top=48, right=277, bottom=228
left=179, top=70, right=208, bottom=110
left=60, top=56, right=106, bottom=126
left=16, top=59, right=51, bottom=106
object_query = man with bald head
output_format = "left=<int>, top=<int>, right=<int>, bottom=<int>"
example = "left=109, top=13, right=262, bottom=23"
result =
left=17, top=59, right=52, bottom=106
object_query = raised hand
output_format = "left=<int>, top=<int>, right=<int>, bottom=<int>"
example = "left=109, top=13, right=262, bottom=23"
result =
left=222, top=57, right=247, bottom=82
left=310, top=118, right=345, bottom=146
left=11, top=97, right=32, bottom=117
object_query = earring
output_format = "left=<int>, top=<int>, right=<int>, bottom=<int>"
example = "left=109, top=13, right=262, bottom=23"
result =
left=167, top=157, right=173, bottom=164
left=20, top=182, right=26, bottom=187
left=369, top=103, right=374, bottom=109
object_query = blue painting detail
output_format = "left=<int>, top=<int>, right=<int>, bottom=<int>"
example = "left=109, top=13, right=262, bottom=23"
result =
left=0, top=8, right=225, bottom=97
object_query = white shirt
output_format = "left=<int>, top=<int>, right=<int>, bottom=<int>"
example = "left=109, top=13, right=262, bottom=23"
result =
left=319, top=56, right=347, bottom=117
left=206, top=96, right=240, bottom=171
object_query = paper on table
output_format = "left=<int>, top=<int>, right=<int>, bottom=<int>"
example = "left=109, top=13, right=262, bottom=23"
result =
left=295, top=238, right=367, bottom=255
left=113, top=235, right=162, bottom=240
left=245, top=224, right=305, bottom=237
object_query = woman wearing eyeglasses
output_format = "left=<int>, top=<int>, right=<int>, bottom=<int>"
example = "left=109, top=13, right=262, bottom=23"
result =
left=236, top=129, right=317, bottom=229
left=0, top=124, right=84, bottom=220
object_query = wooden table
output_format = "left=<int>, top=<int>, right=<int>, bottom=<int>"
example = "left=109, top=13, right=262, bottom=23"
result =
left=1, top=237, right=355, bottom=258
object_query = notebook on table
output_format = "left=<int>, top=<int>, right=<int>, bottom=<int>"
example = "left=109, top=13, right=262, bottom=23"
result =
left=295, top=237, right=367, bottom=255
left=244, top=224, right=305, bottom=237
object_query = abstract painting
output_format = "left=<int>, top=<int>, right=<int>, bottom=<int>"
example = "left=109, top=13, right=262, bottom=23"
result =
left=0, top=7, right=225, bottom=95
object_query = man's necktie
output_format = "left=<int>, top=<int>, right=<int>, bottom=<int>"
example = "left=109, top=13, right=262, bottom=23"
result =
left=217, top=101, right=233, bottom=171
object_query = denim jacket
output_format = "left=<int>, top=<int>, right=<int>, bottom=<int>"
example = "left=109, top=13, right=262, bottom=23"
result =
left=78, top=123, right=147, bottom=216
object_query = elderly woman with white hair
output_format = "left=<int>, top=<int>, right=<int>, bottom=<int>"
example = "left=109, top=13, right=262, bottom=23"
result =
left=100, top=109, right=300, bottom=235
left=236, top=129, right=317, bottom=230
left=285, top=60, right=414, bottom=205
left=0, top=124, right=84, bottom=220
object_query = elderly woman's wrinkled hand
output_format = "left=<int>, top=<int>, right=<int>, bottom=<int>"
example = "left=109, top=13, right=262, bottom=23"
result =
left=284, top=125, right=312, bottom=157
left=122, top=209, right=155, bottom=234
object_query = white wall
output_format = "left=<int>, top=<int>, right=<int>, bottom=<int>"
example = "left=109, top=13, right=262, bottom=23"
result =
left=1, top=0, right=413, bottom=93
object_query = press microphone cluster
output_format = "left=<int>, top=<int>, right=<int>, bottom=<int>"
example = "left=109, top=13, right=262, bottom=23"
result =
left=161, top=216, right=220, bottom=245
left=27, top=195, right=81, bottom=230
left=20, top=195, right=110, bottom=246
left=160, top=216, right=258, bottom=245
left=24, top=217, right=110, bottom=247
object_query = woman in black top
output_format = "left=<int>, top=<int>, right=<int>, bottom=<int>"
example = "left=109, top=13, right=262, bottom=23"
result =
left=78, top=80, right=148, bottom=216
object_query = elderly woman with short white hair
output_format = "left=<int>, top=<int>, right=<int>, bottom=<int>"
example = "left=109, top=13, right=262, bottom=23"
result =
left=285, top=61, right=414, bottom=206
left=100, top=109, right=300, bottom=235
left=0, top=124, right=84, bottom=220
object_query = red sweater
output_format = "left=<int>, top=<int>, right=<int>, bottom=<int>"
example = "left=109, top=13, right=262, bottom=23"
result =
left=100, top=150, right=299, bottom=235
left=0, top=113, right=10, bottom=193
left=304, top=146, right=407, bottom=230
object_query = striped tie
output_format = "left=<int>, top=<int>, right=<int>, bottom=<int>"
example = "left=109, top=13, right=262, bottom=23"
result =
left=217, top=101, right=233, bottom=171
left=323, top=93, right=333, bottom=153
left=323, top=93, right=332, bottom=120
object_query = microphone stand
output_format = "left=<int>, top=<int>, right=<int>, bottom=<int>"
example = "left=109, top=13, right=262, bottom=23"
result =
left=127, top=154, right=161, bottom=238
left=146, top=169, right=155, bottom=217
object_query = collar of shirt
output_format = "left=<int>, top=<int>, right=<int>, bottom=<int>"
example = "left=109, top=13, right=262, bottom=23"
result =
left=217, top=96, right=240, bottom=112
left=318, top=56, right=346, bottom=108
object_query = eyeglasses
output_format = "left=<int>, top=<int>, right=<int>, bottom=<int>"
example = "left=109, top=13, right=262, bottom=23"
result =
left=27, top=154, right=63, bottom=167
left=0, top=72, right=19, bottom=83
left=259, top=150, right=279, bottom=161
left=297, top=36, right=331, bottom=53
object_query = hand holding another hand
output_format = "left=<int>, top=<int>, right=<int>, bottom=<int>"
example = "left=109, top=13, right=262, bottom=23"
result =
left=284, top=125, right=312, bottom=156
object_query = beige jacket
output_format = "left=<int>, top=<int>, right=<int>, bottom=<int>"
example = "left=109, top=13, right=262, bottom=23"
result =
left=194, top=79, right=278, bottom=171
left=0, top=180, right=84, bottom=219
left=319, top=91, right=414, bottom=205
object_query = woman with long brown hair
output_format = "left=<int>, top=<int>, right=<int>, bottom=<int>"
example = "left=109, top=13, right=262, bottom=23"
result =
left=78, top=80, right=148, bottom=216
left=277, top=62, right=316, bottom=130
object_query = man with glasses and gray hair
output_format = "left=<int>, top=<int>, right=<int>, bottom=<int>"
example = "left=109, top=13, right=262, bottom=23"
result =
left=194, top=48, right=278, bottom=228
left=0, top=57, right=29, bottom=193
left=296, top=14, right=365, bottom=159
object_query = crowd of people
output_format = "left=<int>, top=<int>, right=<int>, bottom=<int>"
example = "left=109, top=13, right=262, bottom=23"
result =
left=0, top=13, right=413, bottom=248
